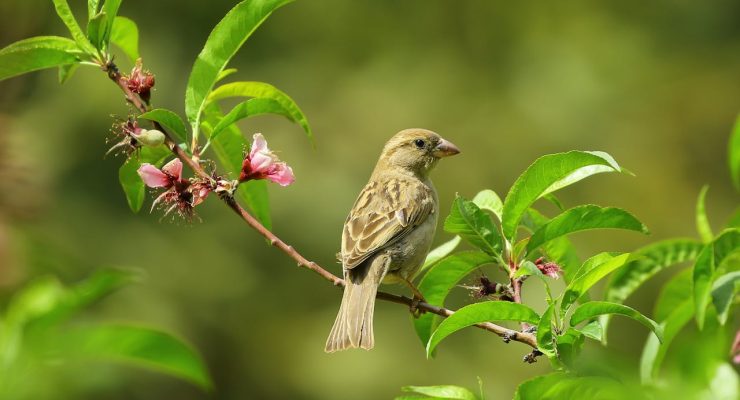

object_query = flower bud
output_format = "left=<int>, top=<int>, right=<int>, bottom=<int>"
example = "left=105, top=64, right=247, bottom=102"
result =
left=135, top=129, right=165, bottom=147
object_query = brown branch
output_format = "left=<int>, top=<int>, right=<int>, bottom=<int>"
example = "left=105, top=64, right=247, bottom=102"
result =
left=103, top=62, right=537, bottom=350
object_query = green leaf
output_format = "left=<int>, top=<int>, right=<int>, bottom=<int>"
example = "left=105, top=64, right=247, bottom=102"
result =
left=527, top=205, right=648, bottom=253
left=694, top=229, right=740, bottom=328
left=51, top=0, right=97, bottom=54
left=514, top=373, right=635, bottom=400
left=472, top=189, right=503, bottom=222
left=570, top=301, right=663, bottom=342
left=400, top=385, right=479, bottom=400
left=210, top=98, right=295, bottom=141
left=58, top=324, right=212, bottom=390
left=561, top=253, right=631, bottom=313
left=216, top=68, right=238, bottom=82
left=639, top=300, right=693, bottom=383
left=86, top=11, right=106, bottom=49
left=419, top=236, right=462, bottom=274
left=413, top=252, right=493, bottom=347
left=184, top=0, right=293, bottom=135
left=711, top=271, right=740, bottom=325
left=88, top=0, right=101, bottom=20
left=202, top=103, right=271, bottom=228
left=100, top=0, right=123, bottom=47
left=139, top=108, right=188, bottom=143
left=602, top=239, right=701, bottom=341
left=555, top=328, right=585, bottom=368
left=58, top=62, right=79, bottom=84
left=542, top=193, right=565, bottom=211
left=577, top=320, right=603, bottom=341
left=110, top=16, right=139, bottom=63
left=696, top=185, right=713, bottom=243
left=730, top=115, right=740, bottom=191
left=118, top=146, right=171, bottom=212
left=207, top=81, right=312, bottom=142
left=0, top=36, right=81, bottom=81
left=426, top=301, right=539, bottom=357
left=501, top=151, right=622, bottom=240
left=524, top=209, right=581, bottom=281
left=444, top=196, right=502, bottom=256
left=536, top=303, right=557, bottom=359
left=654, top=269, right=693, bottom=322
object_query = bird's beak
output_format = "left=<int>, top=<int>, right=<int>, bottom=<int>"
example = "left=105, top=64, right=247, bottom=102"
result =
left=433, top=138, right=460, bottom=157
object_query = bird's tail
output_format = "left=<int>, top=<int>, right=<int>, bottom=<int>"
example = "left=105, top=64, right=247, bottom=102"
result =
left=325, top=261, right=385, bottom=352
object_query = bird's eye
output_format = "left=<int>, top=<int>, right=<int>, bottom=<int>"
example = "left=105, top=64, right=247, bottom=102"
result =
left=413, top=139, right=426, bottom=149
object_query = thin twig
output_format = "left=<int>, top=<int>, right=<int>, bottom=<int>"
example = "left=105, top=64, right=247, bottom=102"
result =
left=103, top=62, right=537, bottom=350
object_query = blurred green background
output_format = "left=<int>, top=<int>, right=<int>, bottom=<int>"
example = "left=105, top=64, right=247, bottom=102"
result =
left=1, top=0, right=739, bottom=398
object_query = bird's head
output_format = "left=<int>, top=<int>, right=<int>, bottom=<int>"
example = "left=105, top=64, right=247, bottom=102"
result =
left=376, top=128, right=460, bottom=177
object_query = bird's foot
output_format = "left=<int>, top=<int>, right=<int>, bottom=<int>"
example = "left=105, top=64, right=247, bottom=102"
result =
left=410, top=296, right=427, bottom=318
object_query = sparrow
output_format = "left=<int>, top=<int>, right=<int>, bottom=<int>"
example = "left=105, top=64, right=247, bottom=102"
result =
left=325, top=128, right=460, bottom=352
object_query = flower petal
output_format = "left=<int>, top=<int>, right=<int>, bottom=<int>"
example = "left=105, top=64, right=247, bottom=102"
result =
left=138, top=164, right=170, bottom=188
left=267, top=163, right=295, bottom=186
left=250, top=133, right=268, bottom=158
left=161, top=158, right=183, bottom=181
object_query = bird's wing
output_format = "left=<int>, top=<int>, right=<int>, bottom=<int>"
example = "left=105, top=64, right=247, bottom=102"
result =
left=342, top=177, right=435, bottom=269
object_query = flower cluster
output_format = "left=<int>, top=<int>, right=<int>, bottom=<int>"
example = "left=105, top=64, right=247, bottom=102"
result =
left=123, top=59, right=155, bottom=103
left=137, top=159, right=211, bottom=219
left=107, top=118, right=164, bottom=158
left=534, top=257, right=562, bottom=279
left=239, top=133, right=295, bottom=186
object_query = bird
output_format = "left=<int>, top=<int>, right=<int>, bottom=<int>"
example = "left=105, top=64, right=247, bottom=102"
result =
left=325, top=128, right=460, bottom=352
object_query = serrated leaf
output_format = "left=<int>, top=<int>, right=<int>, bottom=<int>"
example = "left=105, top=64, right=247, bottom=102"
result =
left=118, top=146, right=171, bottom=212
left=216, top=68, right=238, bottom=82
left=526, top=205, right=648, bottom=253
left=711, top=271, right=740, bottom=325
left=400, top=385, right=479, bottom=400
left=602, top=239, right=701, bottom=342
left=515, top=373, right=634, bottom=400
left=210, top=98, right=295, bottom=141
left=110, top=16, right=139, bottom=63
left=51, top=0, right=97, bottom=54
left=413, top=252, right=493, bottom=348
left=444, top=196, right=502, bottom=256
left=0, top=36, right=81, bottom=81
left=501, top=151, right=622, bottom=240
left=570, top=301, right=662, bottom=342
left=556, top=328, right=585, bottom=368
left=57, top=325, right=212, bottom=390
left=639, top=300, right=693, bottom=384
left=696, top=185, right=713, bottom=243
left=207, top=81, right=312, bottom=142
left=185, top=0, right=293, bottom=135
left=426, top=302, right=539, bottom=357
left=730, top=115, right=740, bottom=191
left=561, top=253, right=631, bottom=313
left=694, top=229, right=740, bottom=329
left=139, top=108, right=188, bottom=143
left=472, top=189, right=503, bottom=222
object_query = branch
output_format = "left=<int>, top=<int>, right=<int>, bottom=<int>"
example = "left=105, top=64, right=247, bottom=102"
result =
left=103, top=62, right=538, bottom=350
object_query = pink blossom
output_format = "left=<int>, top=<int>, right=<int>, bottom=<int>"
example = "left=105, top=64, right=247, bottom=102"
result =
left=732, top=330, right=740, bottom=365
left=136, top=159, right=210, bottom=219
left=124, top=59, right=155, bottom=102
left=239, top=133, right=295, bottom=186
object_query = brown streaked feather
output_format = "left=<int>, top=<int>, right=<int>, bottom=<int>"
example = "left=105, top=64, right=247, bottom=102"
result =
left=341, top=176, right=435, bottom=269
